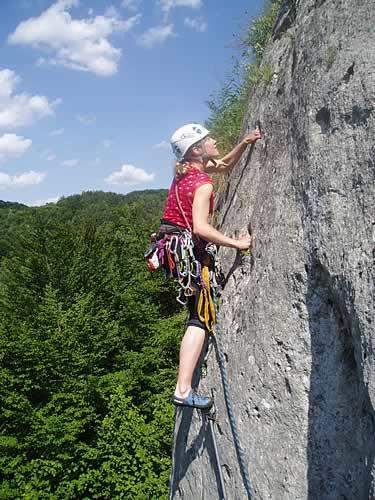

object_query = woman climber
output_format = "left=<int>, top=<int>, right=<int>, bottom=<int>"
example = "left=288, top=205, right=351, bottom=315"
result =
left=156, top=123, right=261, bottom=409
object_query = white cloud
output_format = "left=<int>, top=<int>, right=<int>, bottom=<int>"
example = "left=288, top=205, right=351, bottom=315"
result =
left=102, top=139, right=112, bottom=148
left=153, top=140, right=170, bottom=150
left=138, top=24, right=174, bottom=48
left=0, top=170, right=46, bottom=189
left=50, top=127, right=64, bottom=136
left=105, top=164, right=154, bottom=185
left=0, top=134, right=32, bottom=162
left=121, top=0, right=141, bottom=11
left=184, top=16, right=207, bottom=32
left=62, top=158, right=79, bottom=167
left=104, top=6, right=121, bottom=19
left=76, top=113, right=96, bottom=125
left=8, top=0, right=141, bottom=77
left=28, top=195, right=60, bottom=206
left=158, top=0, right=201, bottom=13
left=46, top=154, right=56, bottom=161
left=0, top=68, right=19, bottom=99
left=0, top=68, right=57, bottom=129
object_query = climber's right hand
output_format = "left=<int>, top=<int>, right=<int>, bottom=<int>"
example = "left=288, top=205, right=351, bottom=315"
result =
left=243, top=128, right=262, bottom=145
left=235, top=234, right=253, bottom=251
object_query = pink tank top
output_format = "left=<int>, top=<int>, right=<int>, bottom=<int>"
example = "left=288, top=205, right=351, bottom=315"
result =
left=162, top=167, right=214, bottom=229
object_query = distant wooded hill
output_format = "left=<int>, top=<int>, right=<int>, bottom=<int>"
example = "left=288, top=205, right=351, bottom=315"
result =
left=0, top=200, right=28, bottom=209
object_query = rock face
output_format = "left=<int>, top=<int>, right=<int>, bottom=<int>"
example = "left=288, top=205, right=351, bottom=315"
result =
left=170, top=0, right=375, bottom=498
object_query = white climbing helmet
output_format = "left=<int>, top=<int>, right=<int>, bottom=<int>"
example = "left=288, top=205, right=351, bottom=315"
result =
left=170, top=123, right=210, bottom=161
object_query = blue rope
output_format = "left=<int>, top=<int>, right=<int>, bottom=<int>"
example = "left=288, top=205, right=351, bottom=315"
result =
left=169, top=246, right=255, bottom=499
left=212, top=320, right=255, bottom=499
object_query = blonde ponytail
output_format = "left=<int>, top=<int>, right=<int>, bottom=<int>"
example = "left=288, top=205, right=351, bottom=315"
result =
left=174, top=160, right=191, bottom=179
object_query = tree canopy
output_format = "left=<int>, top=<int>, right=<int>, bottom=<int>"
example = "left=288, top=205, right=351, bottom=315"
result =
left=0, top=189, right=184, bottom=499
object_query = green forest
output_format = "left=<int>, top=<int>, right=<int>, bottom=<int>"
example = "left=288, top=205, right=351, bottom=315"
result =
left=0, top=191, right=185, bottom=498
left=0, top=1, right=281, bottom=497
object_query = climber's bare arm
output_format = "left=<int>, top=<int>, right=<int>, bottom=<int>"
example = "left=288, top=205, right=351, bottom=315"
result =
left=192, top=184, right=251, bottom=250
left=205, top=128, right=262, bottom=174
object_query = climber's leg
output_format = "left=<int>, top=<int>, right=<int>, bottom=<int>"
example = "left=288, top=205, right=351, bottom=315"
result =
left=172, top=325, right=213, bottom=409
left=175, top=325, right=206, bottom=398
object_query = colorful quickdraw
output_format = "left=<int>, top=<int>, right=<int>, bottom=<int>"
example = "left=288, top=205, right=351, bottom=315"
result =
left=151, top=231, right=216, bottom=332
left=197, top=258, right=216, bottom=333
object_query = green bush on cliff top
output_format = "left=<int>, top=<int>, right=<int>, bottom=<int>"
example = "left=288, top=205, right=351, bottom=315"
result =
left=206, top=0, right=282, bottom=154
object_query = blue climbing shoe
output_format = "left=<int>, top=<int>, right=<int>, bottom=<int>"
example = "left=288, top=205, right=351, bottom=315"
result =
left=172, top=390, right=213, bottom=410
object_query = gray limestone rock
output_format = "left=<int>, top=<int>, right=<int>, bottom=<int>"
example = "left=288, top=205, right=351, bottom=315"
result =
left=170, top=0, right=375, bottom=498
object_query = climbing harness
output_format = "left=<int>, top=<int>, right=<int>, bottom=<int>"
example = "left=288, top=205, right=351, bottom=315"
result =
left=152, top=229, right=216, bottom=332
left=145, top=180, right=217, bottom=332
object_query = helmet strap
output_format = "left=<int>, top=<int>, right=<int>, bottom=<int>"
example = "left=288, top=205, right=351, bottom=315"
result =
left=200, top=140, right=214, bottom=164
left=200, top=142, right=209, bottom=163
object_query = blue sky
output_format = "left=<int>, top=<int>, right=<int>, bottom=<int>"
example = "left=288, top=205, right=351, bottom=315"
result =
left=0, top=0, right=264, bottom=206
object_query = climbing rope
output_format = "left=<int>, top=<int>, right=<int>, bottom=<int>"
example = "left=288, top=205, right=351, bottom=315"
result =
left=205, top=245, right=254, bottom=497
left=211, top=307, right=255, bottom=500
left=169, top=247, right=255, bottom=500
left=202, top=406, right=227, bottom=500
left=169, top=409, right=178, bottom=500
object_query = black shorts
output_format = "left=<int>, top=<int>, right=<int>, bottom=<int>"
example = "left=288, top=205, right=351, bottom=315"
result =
left=186, top=283, right=207, bottom=330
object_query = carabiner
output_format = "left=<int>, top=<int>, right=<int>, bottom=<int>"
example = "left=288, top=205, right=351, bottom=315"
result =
left=169, top=235, right=179, bottom=255
left=190, top=259, right=201, bottom=279
left=176, top=288, right=187, bottom=305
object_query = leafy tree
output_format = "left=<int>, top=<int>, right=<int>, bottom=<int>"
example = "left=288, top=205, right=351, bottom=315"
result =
left=0, top=190, right=183, bottom=498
